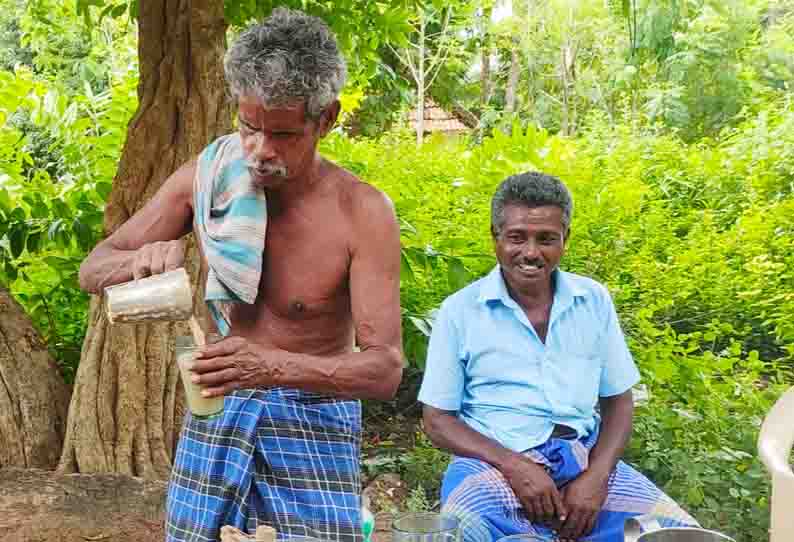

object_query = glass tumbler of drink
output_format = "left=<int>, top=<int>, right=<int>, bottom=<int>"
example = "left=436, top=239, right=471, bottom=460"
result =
left=392, top=513, right=460, bottom=542
left=175, top=335, right=224, bottom=419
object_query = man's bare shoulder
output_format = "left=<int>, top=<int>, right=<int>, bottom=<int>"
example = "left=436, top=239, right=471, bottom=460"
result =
left=326, top=161, right=396, bottom=226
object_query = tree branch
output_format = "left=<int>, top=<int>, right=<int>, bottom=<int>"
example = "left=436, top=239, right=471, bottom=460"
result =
left=539, top=89, right=563, bottom=105
left=387, top=43, right=419, bottom=83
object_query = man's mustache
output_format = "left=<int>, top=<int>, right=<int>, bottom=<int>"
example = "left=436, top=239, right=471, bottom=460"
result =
left=518, top=259, right=545, bottom=268
left=247, top=161, right=288, bottom=178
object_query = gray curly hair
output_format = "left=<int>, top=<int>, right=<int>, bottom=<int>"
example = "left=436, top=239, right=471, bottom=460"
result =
left=224, top=8, right=347, bottom=120
left=491, top=171, right=574, bottom=236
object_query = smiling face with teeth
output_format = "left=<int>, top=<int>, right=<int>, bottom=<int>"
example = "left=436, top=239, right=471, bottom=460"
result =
left=492, top=203, right=568, bottom=298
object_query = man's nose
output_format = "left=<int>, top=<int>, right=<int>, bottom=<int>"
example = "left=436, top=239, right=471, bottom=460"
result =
left=251, top=133, right=277, bottom=161
left=523, top=239, right=541, bottom=259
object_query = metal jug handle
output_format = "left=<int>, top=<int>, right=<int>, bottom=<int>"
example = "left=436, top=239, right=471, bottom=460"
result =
left=624, top=515, right=662, bottom=542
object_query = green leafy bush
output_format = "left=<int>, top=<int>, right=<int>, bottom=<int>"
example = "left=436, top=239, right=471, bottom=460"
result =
left=0, top=66, right=136, bottom=381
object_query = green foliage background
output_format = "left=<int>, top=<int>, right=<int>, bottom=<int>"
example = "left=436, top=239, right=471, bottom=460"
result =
left=0, top=0, right=791, bottom=540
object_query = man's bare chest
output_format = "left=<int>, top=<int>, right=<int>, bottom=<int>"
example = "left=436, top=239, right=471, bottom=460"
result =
left=253, top=215, right=352, bottom=318
left=259, top=246, right=348, bottom=316
left=225, top=231, right=354, bottom=351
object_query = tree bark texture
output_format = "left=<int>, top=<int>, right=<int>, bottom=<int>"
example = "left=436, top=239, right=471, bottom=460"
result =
left=0, top=285, right=70, bottom=469
left=58, top=0, right=233, bottom=478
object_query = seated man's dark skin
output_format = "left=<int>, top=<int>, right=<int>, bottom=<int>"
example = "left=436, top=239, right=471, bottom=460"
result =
left=79, top=95, right=403, bottom=401
left=423, top=203, right=635, bottom=541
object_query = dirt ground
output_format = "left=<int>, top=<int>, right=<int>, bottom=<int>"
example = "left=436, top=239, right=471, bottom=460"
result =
left=0, top=468, right=167, bottom=542
left=0, top=467, right=406, bottom=542
left=5, top=515, right=165, bottom=542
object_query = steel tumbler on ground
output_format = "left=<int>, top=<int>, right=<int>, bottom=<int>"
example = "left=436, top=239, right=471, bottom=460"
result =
left=624, top=517, right=735, bottom=542
left=392, top=513, right=460, bottom=542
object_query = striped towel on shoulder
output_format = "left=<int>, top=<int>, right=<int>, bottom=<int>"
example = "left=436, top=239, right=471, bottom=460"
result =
left=193, top=133, right=267, bottom=334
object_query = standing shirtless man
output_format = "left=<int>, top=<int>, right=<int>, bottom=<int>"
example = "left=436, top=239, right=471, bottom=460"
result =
left=78, top=9, right=403, bottom=542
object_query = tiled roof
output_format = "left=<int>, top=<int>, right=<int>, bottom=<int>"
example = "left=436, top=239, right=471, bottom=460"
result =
left=408, top=98, right=469, bottom=133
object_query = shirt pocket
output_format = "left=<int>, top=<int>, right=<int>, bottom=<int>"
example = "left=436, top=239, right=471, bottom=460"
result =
left=548, top=352, right=602, bottom=416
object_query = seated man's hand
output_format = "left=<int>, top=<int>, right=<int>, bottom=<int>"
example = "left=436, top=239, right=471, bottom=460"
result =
left=500, top=454, right=567, bottom=527
left=557, top=471, right=608, bottom=541
left=190, top=336, right=274, bottom=396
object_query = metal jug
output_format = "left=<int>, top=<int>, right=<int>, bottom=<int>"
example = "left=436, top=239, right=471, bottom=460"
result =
left=624, top=517, right=735, bottom=542
left=758, top=386, right=794, bottom=542
left=103, top=267, right=193, bottom=323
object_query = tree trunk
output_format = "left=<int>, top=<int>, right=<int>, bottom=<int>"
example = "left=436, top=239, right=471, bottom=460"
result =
left=560, top=6, right=577, bottom=136
left=0, top=284, right=70, bottom=469
left=560, top=45, right=570, bottom=136
left=416, top=10, right=426, bottom=146
left=505, top=38, right=521, bottom=114
left=58, top=0, right=233, bottom=478
left=560, top=42, right=577, bottom=136
left=480, top=4, right=493, bottom=108
left=524, top=0, right=538, bottom=126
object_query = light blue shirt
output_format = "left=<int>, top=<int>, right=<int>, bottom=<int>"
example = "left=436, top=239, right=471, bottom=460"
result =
left=417, top=265, right=640, bottom=452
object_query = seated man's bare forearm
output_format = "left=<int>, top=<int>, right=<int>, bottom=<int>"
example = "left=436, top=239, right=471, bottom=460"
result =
left=586, top=389, right=634, bottom=480
left=423, top=405, right=517, bottom=471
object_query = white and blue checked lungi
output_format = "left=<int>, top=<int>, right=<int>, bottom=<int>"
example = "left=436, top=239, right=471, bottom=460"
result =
left=166, top=387, right=363, bottom=542
left=441, top=429, right=698, bottom=542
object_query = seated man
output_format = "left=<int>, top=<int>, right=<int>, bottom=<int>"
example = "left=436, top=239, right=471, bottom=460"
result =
left=418, top=172, right=697, bottom=542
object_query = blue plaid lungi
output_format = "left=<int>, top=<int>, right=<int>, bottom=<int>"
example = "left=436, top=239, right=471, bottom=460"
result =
left=441, top=430, right=698, bottom=542
left=166, top=387, right=363, bottom=542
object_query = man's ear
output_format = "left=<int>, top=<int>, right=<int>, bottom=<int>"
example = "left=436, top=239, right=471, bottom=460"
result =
left=563, top=227, right=570, bottom=245
left=317, top=100, right=341, bottom=137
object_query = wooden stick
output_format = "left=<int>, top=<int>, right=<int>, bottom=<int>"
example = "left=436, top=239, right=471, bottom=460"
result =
left=220, top=526, right=253, bottom=542
left=218, top=524, right=277, bottom=542
left=188, top=315, right=206, bottom=346
left=255, top=525, right=277, bottom=542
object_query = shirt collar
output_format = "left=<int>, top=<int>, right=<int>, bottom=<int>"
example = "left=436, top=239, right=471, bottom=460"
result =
left=477, top=265, right=587, bottom=309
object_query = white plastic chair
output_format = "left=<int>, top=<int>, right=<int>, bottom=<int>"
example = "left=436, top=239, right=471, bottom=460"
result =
left=758, top=386, right=794, bottom=542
